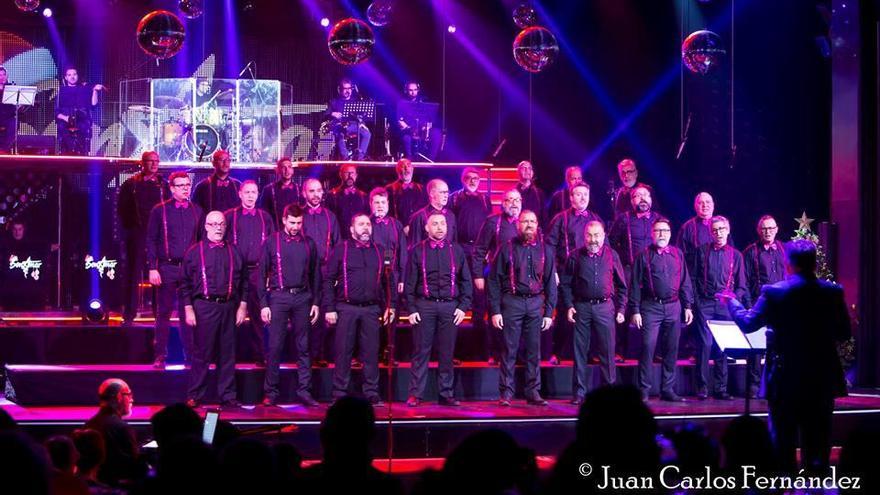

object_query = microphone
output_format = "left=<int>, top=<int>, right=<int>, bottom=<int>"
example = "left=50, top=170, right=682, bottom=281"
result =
left=383, top=248, right=394, bottom=267
left=491, top=138, right=507, bottom=158
left=607, top=179, right=616, bottom=199
left=197, top=141, right=207, bottom=162
left=676, top=112, right=692, bottom=160
left=238, top=61, right=254, bottom=78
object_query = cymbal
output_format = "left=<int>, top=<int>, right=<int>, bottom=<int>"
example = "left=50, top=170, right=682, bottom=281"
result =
left=153, top=95, right=186, bottom=108
left=128, top=105, right=153, bottom=113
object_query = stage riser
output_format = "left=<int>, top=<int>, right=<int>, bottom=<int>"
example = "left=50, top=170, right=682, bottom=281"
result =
left=6, top=364, right=752, bottom=406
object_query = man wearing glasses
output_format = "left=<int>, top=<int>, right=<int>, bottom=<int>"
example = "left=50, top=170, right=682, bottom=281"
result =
left=118, top=151, right=168, bottom=326
left=612, top=158, right=653, bottom=219
left=741, top=215, right=786, bottom=399
left=146, top=172, right=202, bottom=368
left=406, top=179, right=457, bottom=246
left=692, top=216, right=749, bottom=400
left=629, top=218, right=694, bottom=402
left=193, top=149, right=241, bottom=215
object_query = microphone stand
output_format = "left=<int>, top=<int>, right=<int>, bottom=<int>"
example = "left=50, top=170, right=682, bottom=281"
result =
left=382, top=251, right=395, bottom=472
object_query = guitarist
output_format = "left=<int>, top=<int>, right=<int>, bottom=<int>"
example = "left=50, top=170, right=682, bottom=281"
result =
left=325, top=78, right=371, bottom=160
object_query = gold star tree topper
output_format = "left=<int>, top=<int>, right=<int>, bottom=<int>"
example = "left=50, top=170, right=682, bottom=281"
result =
left=795, top=212, right=815, bottom=231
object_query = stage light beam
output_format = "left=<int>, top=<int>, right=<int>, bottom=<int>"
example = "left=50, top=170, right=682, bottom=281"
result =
left=320, top=17, right=330, bottom=27
left=42, top=7, right=52, bottom=17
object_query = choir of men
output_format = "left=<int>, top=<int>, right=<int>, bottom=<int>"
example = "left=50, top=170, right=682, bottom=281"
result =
left=488, top=210, right=557, bottom=406
left=182, top=211, right=248, bottom=409
left=122, top=152, right=787, bottom=407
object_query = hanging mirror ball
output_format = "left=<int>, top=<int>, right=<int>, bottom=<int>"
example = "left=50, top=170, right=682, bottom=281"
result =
left=681, top=30, right=726, bottom=75
left=327, top=18, right=375, bottom=65
left=366, top=2, right=393, bottom=27
left=136, top=10, right=186, bottom=60
left=513, top=26, right=559, bottom=73
left=512, top=4, right=538, bottom=29
left=178, top=0, right=204, bottom=20
left=15, top=0, right=40, bottom=12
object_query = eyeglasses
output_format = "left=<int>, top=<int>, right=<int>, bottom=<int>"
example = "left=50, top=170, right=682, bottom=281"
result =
left=621, top=169, right=637, bottom=175
left=712, top=227, right=728, bottom=233
left=172, top=183, right=191, bottom=188
left=760, top=226, right=778, bottom=231
left=206, top=222, right=226, bottom=228
left=653, top=228, right=671, bottom=234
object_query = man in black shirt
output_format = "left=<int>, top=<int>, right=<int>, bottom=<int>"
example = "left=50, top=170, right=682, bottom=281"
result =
left=56, top=66, right=104, bottom=155
left=258, top=204, right=321, bottom=407
left=0, top=66, right=15, bottom=153
left=326, top=163, right=369, bottom=228
left=118, top=151, right=168, bottom=325
left=514, top=160, right=546, bottom=225
left=192, top=150, right=241, bottom=214
left=547, top=165, right=583, bottom=221
left=385, top=158, right=427, bottom=235
left=327, top=78, right=370, bottom=160
left=407, top=179, right=457, bottom=246
left=261, top=157, right=300, bottom=228
left=84, top=379, right=140, bottom=487
left=323, top=214, right=396, bottom=405
left=488, top=210, right=557, bottom=406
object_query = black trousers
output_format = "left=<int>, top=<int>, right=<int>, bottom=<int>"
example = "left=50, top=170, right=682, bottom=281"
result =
left=58, top=124, right=90, bottom=156
left=615, top=265, right=634, bottom=358
left=122, top=230, right=147, bottom=322
left=187, top=299, right=237, bottom=402
left=401, top=127, right=442, bottom=160
left=572, top=300, right=616, bottom=400
left=769, top=395, right=834, bottom=473
left=332, top=303, right=382, bottom=399
left=408, top=299, right=458, bottom=400
left=264, top=291, right=313, bottom=400
left=695, top=298, right=730, bottom=394
left=463, top=244, right=492, bottom=360
left=310, top=315, right=333, bottom=363
left=546, top=297, right=573, bottom=360
left=155, top=263, right=193, bottom=361
left=499, top=294, right=544, bottom=400
left=747, top=354, right=763, bottom=395
left=637, top=300, right=682, bottom=395
left=0, top=115, right=14, bottom=152
left=241, top=267, right=266, bottom=362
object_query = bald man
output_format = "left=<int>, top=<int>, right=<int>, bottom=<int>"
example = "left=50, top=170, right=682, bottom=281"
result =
left=85, top=379, right=140, bottom=486
left=406, top=179, right=458, bottom=246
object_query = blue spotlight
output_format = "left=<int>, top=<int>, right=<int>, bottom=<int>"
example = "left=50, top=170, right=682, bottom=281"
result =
left=320, top=17, right=330, bottom=27
left=85, top=299, right=106, bottom=323
left=42, top=7, right=52, bottom=17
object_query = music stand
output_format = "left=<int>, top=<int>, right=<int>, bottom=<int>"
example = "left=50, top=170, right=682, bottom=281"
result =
left=396, top=100, right=439, bottom=127
left=707, top=320, right=768, bottom=415
left=343, top=100, right=376, bottom=120
left=2, top=85, right=38, bottom=155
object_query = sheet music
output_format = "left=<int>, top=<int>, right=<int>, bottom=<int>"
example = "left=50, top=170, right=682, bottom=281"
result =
left=707, top=320, right=768, bottom=352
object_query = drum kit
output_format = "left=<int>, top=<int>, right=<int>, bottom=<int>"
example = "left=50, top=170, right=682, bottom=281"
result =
left=129, top=90, right=232, bottom=161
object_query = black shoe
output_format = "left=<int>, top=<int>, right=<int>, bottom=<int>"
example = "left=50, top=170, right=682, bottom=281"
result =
left=549, top=355, right=560, bottom=366
left=452, top=358, right=462, bottom=366
left=747, top=388, right=759, bottom=399
left=185, top=398, right=200, bottom=409
left=351, top=358, right=364, bottom=369
left=438, top=397, right=461, bottom=406
left=614, top=354, right=625, bottom=363
left=661, top=393, right=686, bottom=402
left=367, top=395, right=384, bottom=406
left=714, top=391, right=733, bottom=400
left=487, top=357, right=498, bottom=366
left=314, top=359, right=329, bottom=368
left=526, top=396, right=549, bottom=406
left=152, top=357, right=166, bottom=369
left=498, top=397, right=512, bottom=406
left=254, top=359, right=266, bottom=369
left=570, top=397, right=584, bottom=406
left=261, top=397, right=277, bottom=407
left=406, top=396, right=421, bottom=407
left=221, top=399, right=243, bottom=410
left=297, top=393, right=319, bottom=408
left=696, top=388, right=709, bottom=400
left=640, top=390, right=650, bottom=402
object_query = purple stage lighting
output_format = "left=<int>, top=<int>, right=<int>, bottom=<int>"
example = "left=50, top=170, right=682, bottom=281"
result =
left=447, top=24, right=456, bottom=34
left=42, top=7, right=52, bottom=17
left=320, top=17, right=330, bottom=27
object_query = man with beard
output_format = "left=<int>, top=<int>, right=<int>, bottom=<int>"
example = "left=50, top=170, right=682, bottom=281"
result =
left=258, top=204, right=321, bottom=408
left=407, top=179, right=457, bottom=246
left=514, top=160, right=546, bottom=225
left=326, top=163, right=369, bottom=228
left=369, top=188, right=406, bottom=366
left=547, top=166, right=584, bottom=221
left=488, top=210, right=557, bottom=406
left=404, top=213, right=472, bottom=407
left=609, top=185, right=664, bottom=360
left=559, top=221, right=627, bottom=405
left=323, top=214, right=396, bottom=405
left=397, top=80, right=442, bottom=160
left=193, top=150, right=241, bottom=215
left=301, top=177, right=341, bottom=367
left=630, top=218, right=694, bottom=402
left=118, top=151, right=168, bottom=326
left=224, top=180, right=275, bottom=367
left=385, top=158, right=427, bottom=236
left=546, top=183, right=603, bottom=365
left=741, top=215, right=786, bottom=399
left=85, top=379, right=140, bottom=487
left=612, top=158, right=653, bottom=219
left=327, top=78, right=370, bottom=160
left=473, top=188, right=522, bottom=364
left=261, top=157, right=300, bottom=228
left=693, top=215, right=749, bottom=400
left=146, top=171, right=202, bottom=368
left=55, top=66, right=105, bottom=155
left=181, top=211, right=248, bottom=409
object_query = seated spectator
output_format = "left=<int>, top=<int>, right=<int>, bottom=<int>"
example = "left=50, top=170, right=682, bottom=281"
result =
left=721, top=415, right=775, bottom=474
left=219, top=438, right=277, bottom=494
left=443, top=429, right=539, bottom=495
left=0, top=430, right=50, bottom=495
left=71, top=429, right=124, bottom=495
left=149, top=403, right=202, bottom=453
left=45, top=435, right=89, bottom=495
left=84, top=379, right=141, bottom=487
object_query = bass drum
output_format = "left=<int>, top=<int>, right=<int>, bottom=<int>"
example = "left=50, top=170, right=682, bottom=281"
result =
left=184, top=124, right=221, bottom=160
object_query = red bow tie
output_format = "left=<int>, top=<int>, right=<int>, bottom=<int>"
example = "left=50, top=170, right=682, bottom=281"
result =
left=465, top=190, right=479, bottom=197
left=374, top=216, right=389, bottom=225
left=700, top=218, right=711, bottom=226
left=208, top=241, right=224, bottom=249
left=175, top=201, right=189, bottom=209
left=575, top=209, right=591, bottom=218
left=587, top=250, right=601, bottom=258
left=344, top=187, right=357, bottom=195
left=636, top=211, right=651, bottom=219
left=523, top=239, right=538, bottom=247
left=505, top=215, right=517, bottom=224
left=355, top=240, right=371, bottom=248
left=401, top=182, right=414, bottom=190
left=280, top=182, right=295, bottom=190
left=656, top=246, right=670, bottom=255
left=429, top=240, right=446, bottom=249
left=308, top=206, right=323, bottom=214
left=763, top=243, right=778, bottom=251
left=431, top=207, right=447, bottom=215
left=242, top=208, right=256, bottom=216
left=713, top=244, right=727, bottom=251
left=215, top=179, right=230, bottom=187
left=143, top=176, right=157, bottom=182
left=283, top=233, right=301, bottom=243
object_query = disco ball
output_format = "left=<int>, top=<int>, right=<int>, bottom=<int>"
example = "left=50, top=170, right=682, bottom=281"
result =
left=15, top=0, right=40, bottom=12
left=327, top=18, right=375, bottom=65
left=681, top=30, right=726, bottom=75
left=178, top=0, right=203, bottom=19
left=136, top=10, right=186, bottom=60
left=512, top=4, right=538, bottom=29
left=366, top=2, right=392, bottom=27
left=513, top=26, right=559, bottom=73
